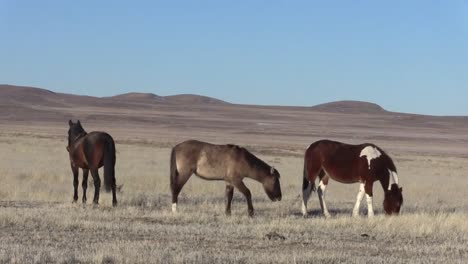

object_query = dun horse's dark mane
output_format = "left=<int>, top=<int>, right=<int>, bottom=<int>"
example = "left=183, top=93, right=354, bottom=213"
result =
left=235, top=146, right=271, bottom=172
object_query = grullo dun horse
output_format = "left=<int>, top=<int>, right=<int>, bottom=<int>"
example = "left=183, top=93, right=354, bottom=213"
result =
left=170, top=140, right=282, bottom=216
left=66, top=120, right=117, bottom=206
left=302, top=140, right=403, bottom=218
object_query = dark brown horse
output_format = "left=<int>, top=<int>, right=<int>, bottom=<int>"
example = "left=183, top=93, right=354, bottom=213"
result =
left=170, top=140, right=282, bottom=216
left=302, top=140, right=403, bottom=218
left=66, top=120, right=117, bottom=206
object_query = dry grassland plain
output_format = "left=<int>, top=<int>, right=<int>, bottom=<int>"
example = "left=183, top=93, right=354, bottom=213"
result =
left=0, top=127, right=467, bottom=264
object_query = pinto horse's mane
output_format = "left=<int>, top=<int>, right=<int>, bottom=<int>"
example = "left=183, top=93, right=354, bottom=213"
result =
left=372, top=144, right=397, bottom=173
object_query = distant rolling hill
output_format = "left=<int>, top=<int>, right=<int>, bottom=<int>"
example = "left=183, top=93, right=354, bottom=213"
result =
left=0, top=84, right=391, bottom=113
left=0, top=84, right=229, bottom=107
left=1, top=83, right=467, bottom=129
left=310, top=101, right=387, bottom=114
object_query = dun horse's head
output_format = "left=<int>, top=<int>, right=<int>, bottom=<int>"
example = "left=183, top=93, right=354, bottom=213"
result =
left=67, top=120, right=86, bottom=147
left=263, top=167, right=282, bottom=202
left=383, top=185, right=403, bottom=215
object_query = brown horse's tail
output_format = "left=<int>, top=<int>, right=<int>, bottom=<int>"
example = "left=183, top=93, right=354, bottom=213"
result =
left=103, top=136, right=116, bottom=192
left=170, top=147, right=178, bottom=197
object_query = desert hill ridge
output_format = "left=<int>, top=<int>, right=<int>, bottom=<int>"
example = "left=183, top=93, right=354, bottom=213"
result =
left=1, top=84, right=468, bottom=157
left=2, top=84, right=390, bottom=113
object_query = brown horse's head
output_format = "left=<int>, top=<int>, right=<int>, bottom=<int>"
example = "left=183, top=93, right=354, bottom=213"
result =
left=383, top=185, right=403, bottom=215
left=263, top=167, right=282, bottom=202
left=68, top=120, right=86, bottom=147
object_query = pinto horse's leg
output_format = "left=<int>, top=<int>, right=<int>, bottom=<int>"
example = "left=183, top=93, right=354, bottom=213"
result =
left=71, top=165, right=79, bottom=203
left=82, top=169, right=89, bottom=204
left=317, top=180, right=331, bottom=218
left=233, top=180, right=254, bottom=217
left=352, top=183, right=365, bottom=217
left=364, top=182, right=374, bottom=218
left=90, top=169, right=101, bottom=205
left=301, top=179, right=314, bottom=217
left=225, top=184, right=234, bottom=216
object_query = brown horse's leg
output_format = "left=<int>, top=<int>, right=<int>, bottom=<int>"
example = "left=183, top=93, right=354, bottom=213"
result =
left=111, top=184, right=117, bottom=207
left=364, top=182, right=374, bottom=218
left=171, top=171, right=192, bottom=213
left=225, top=184, right=234, bottom=216
left=82, top=169, right=89, bottom=204
left=71, top=165, right=79, bottom=203
left=233, top=180, right=254, bottom=217
left=90, top=169, right=101, bottom=205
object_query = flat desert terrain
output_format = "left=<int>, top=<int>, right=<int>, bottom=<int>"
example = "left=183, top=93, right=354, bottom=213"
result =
left=0, top=85, right=467, bottom=263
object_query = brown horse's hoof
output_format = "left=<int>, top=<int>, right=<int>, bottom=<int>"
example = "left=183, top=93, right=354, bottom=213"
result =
left=225, top=211, right=231, bottom=216
left=112, top=201, right=118, bottom=207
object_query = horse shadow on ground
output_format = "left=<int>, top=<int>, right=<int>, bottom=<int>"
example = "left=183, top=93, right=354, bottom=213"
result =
left=290, top=208, right=356, bottom=218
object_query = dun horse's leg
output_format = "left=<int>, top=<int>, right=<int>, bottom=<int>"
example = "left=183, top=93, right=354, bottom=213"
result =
left=352, top=183, right=365, bottom=217
left=71, top=165, right=79, bottom=203
left=364, top=182, right=374, bottom=218
left=317, top=180, right=331, bottom=218
left=171, top=171, right=191, bottom=213
left=82, top=169, right=89, bottom=204
left=233, top=181, right=254, bottom=217
left=91, top=169, right=101, bottom=205
left=225, top=184, right=234, bottom=216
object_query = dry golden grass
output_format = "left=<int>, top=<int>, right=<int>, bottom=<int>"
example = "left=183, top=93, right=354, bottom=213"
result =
left=0, top=133, right=467, bottom=263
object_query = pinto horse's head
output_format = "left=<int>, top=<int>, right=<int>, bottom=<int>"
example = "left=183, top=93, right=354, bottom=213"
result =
left=68, top=120, right=86, bottom=146
left=263, top=167, right=282, bottom=202
left=383, top=185, right=403, bottom=215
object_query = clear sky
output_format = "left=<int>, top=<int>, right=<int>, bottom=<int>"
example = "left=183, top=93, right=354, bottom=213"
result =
left=1, top=1, right=467, bottom=115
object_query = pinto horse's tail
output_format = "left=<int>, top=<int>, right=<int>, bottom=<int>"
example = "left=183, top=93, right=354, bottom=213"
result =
left=301, top=149, right=316, bottom=216
left=302, top=156, right=316, bottom=193
left=170, top=147, right=178, bottom=197
left=103, top=136, right=116, bottom=192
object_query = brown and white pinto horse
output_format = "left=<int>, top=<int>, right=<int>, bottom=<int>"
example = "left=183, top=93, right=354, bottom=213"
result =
left=302, top=140, right=403, bottom=218
left=66, top=120, right=117, bottom=206
left=170, top=140, right=282, bottom=216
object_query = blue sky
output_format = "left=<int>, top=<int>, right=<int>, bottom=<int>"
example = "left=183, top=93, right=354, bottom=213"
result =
left=1, top=1, right=467, bottom=115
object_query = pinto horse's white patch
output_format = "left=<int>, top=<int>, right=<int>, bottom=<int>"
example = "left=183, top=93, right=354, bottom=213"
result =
left=388, top=169, right=399, bottom=190
left=172, top=203, right=177, bottom=213
left=360, top=146, right=382, bottom=169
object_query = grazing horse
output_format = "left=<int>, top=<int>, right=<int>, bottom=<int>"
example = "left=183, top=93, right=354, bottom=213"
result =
left=170, top=140, right=282, bottom=216
left=66, top=120, right=117, bottom=206
left=301, top=140, right=403, bottom=218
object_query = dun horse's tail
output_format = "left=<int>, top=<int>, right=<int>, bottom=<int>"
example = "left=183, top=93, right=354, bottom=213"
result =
left=170, top=147, right=178, bottom=193
left=103, top=136, right=116, bottom=192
